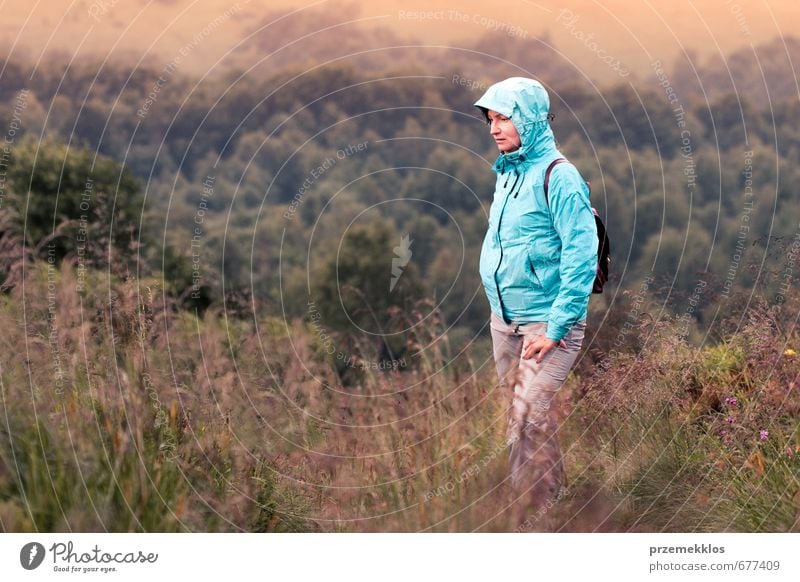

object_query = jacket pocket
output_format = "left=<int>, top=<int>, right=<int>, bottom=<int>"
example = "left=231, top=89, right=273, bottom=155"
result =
left=527, top=244, right=560, bottom=292
left=526, top=248, right=543, bottom=288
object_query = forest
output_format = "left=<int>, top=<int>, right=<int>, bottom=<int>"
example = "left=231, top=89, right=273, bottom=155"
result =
left=0, top=25, right=798, bottom=532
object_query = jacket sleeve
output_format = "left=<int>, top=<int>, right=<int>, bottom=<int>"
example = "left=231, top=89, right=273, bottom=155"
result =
left=545, top=164, right=597, bottom=342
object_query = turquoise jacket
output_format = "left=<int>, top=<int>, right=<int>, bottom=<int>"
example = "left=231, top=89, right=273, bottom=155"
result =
left=475, top=78, right=597, bottom=342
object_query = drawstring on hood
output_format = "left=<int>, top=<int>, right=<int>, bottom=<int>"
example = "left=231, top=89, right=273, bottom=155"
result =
left=507, top=170, right=521, bottom=198
left=512, top=172, right=525, bottom=198
left=502, top=168, right=526, bottom=198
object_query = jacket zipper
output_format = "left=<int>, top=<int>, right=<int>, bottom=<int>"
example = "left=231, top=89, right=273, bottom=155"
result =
left=492, top=181, right=515, bottom=319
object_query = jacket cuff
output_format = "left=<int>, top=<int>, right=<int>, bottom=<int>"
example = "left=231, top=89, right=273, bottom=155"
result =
left=545, top=322, right=568, bottom=343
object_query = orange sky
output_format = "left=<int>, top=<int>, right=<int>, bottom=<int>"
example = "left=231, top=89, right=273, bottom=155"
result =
left=2, top=0, right=797, bottom=82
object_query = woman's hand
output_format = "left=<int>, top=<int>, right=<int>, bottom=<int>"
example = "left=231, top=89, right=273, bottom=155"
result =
left=522, top=335, right=568, bottom=363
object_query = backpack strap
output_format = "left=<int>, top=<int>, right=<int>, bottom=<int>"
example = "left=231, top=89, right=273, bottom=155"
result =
left=543, top=157, right=611, bottom=293
left=543, top=157, right=568, bottom=205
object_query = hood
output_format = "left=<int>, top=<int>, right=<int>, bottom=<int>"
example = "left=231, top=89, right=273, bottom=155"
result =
left=474, top=77, right=558, bottom=174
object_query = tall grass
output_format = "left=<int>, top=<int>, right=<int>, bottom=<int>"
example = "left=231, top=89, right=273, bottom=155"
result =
left=1, top=258, right=797, bottom=532
left=0, top=261, right=313, bottom=531
left=569, top=304, right=800, bottom=532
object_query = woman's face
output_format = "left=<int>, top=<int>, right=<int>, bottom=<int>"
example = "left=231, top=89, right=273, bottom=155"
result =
left=487, top=109, right=521, bottom=153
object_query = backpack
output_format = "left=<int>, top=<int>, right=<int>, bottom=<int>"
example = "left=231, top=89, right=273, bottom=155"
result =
left=544, top=158, right=611, bottom=294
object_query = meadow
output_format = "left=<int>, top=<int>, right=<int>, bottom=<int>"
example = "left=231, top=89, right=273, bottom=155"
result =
left=1, top=258, right=796, bottom=532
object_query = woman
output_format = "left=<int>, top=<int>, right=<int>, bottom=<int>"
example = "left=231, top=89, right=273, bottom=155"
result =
left=474, top=77, right=597, bottom=518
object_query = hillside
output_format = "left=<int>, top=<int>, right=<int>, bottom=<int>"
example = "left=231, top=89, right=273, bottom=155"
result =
left=0, top=258, right=797, bottom=531
left=1, top=1, right=799, bottom=533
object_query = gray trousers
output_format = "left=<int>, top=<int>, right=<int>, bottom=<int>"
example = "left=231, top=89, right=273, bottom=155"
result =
left=490, top=311, right=586, bottom=508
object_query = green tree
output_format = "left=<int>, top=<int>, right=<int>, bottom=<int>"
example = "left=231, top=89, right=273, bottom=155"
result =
left=311, top=220, right=427, bottom=365
left=5, top=136, right=144, bottom=269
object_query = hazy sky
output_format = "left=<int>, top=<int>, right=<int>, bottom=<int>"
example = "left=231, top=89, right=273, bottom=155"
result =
left=3, top=0, right=797, bottom=81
